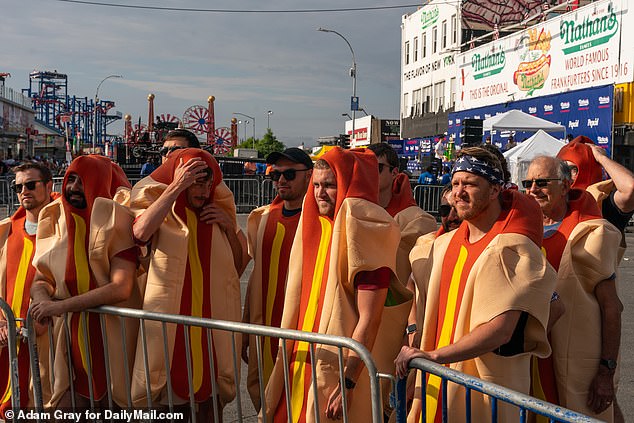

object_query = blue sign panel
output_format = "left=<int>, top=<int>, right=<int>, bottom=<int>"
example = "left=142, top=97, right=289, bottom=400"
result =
left=448, top=84, right=614, bottom=154
left=387, top=139, right=404, bottom=155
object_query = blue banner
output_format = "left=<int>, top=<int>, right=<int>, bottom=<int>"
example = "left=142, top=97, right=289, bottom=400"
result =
left=448, top=84, right=614, bottom=155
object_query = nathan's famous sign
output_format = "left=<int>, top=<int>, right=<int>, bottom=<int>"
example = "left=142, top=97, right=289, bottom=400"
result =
left=455, top=0, right=632, bottom=111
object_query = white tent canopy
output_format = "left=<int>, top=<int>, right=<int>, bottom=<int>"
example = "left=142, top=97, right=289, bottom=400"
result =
left=503, top=130, right=566, bottom=186
left=483, top=109, right=566, bottom=133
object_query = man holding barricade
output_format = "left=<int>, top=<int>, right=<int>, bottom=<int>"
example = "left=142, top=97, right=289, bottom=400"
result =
left=367, top=143, right=436, bottom=286
left=29, top=155, right=140, bottom=409
left=0, top=162, right=57, bottom=415
left=242, top=147, right=313, bottom=411
left=264, top=147, right=412, bottom=422
left=129, top=148, right=241, bottom=421
left=395, top=146, right=555, bottom=422
left=525, top=155, right=622, bottom=422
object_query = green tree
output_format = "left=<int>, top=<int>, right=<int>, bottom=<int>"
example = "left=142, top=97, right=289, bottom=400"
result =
left=235, top=129, right=285, bottom=158
left=257, top=128, right=285, bottom=157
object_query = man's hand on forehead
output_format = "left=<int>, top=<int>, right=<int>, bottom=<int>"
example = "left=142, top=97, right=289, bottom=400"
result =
left=171, top=157, right=209, bottom=192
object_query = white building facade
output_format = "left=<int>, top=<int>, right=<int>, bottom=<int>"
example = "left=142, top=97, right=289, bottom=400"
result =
left=400, top=1, right=462, bottom=139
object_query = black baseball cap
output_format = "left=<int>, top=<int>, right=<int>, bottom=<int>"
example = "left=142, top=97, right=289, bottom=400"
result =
left=266, top=147, right=313, bottom=169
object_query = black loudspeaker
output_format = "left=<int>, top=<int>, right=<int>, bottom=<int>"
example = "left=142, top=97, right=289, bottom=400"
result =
left=461, top=118, right=483, bottom=146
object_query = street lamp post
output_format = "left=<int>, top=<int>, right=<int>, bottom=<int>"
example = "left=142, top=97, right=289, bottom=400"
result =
left=233, top=112, right=255, bottom=140
left=93, top=74, right=122, bottom=151
left=267, top=110, right=273, bottom=130
left=318, top=27, right=357, bottom=148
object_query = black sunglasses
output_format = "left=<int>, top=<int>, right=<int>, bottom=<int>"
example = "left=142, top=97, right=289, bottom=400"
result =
left=521, top=178, right=561, bottom=189
left=438, top=204, right=452, bottom=217
left=159, top=145, right=186, bottom=157
left=378, top=163, right=395, bottom=173
left=270, top=168, right=310, bottom=181
left=12, top=180, right=43, bottom=192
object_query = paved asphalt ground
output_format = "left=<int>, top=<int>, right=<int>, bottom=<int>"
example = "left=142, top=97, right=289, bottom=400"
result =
left=228, top=216, right=634, bottom=422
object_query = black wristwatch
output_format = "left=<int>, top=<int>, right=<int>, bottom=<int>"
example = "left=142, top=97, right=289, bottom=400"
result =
left=344, top=377, right=356, bottom=390
left=405, top=323, right=417, bottom=335
left=600, top=358, right=617, bottom=371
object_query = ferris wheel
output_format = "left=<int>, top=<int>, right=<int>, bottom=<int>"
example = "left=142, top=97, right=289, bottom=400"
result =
left=212, top=127, right=233, bottom=155
left=182, top=105, right=210, bottom=134
left=158, top=113, right=181, bottom=127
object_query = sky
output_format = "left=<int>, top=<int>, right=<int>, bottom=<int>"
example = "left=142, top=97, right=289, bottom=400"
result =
left=2, top=0, right=421, bottom=147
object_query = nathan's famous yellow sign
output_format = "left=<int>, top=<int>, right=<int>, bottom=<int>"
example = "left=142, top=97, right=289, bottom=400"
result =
left=513, top=28, right=552, bottom=95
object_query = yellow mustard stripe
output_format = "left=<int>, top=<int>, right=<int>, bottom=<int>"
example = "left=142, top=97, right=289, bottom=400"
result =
left=72, top=213, right=91, bottom=373
left=290, top=217, right=332, bottom=423
left=531, top=357, right=549, bottom=423
left=541, top=246, right=547, bottom=257
left=11, top=237, right=34, bottom=319
left=263, top=222, right=286, bottom=380
left=1, top=237, right=33, bottom=404
left=425, top=245, right=468, bottom=423
left=186, top=208, right=204, bottom=393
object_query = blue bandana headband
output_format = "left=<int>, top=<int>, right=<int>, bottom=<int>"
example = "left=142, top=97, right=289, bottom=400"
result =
left=452, top=155, right=504, bottom=185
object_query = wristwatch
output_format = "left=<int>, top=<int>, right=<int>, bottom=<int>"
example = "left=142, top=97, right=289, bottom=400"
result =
left=344, top=377, right=356, bottom=390
left=600, top=358, right=617, bottom=371
left=405, top=323, right=417, bottom=335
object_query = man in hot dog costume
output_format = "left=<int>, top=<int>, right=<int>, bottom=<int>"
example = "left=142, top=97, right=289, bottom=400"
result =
left=130, top=148, right=241, bottom=420
left=526, top=156, right=621, bottom=422
left=0, top=162, right=57, bottom=415
left=396, top=147, right=555, bottom=422
left=243, top=148, right=313, bottom=411
left=264, top=147, right=412, bottom=422
left=30, top=155, right=139, bottom=409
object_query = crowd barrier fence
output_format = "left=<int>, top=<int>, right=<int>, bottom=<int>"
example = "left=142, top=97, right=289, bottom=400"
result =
left=412, top=184, right=445, bottom=215
left=23, top=305, right=389, bottom=423
left=394, top=357, right=602, bottom=423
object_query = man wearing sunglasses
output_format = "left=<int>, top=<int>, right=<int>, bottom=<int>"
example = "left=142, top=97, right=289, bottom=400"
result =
left=397, top=147, right=555, bottom=422
left=242, top=147, right=312, bottom=411
left=159, top=129, right=200, bottom=163
left=525, top=156, right=621, bottom=421
left=0, top=162, right=57, bottom=415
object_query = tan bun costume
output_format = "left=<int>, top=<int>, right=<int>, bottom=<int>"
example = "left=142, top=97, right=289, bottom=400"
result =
left=408, top=190, right=555, bottom=423
left=32, top=155, right=139, bottom=407
left=545, top=191, right=620, bottom=421
left=129, top=148, right=241, bottom=406
left=263, top=147, right=412, bottom=423
left=245, top=195, right=301, bottom=410
left=385, top=173, right=437, bottom=285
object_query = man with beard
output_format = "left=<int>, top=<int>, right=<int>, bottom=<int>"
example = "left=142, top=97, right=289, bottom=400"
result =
left=0, top=162, right=57, bottom=415
left=264, top=148, right=412, bottom=422
left=396, top=146, right=555, bottom=422
left=242, top=148, right=312, bottom=411
left=29, top=155, right=139, bottom=409
left=525, top=156, right=621, bottom=422
left=129, top=149, right=241, bottom=422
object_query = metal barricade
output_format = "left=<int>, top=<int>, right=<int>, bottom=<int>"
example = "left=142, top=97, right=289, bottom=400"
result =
left=412, top=185, right=444, bottom=215
left=225, top=178, right=262, bottom=213
left=395, top=358, right=601, bottom=423
left=260, top=178, right=276, bottom=207
left=52, top=177, right=63, bottom=194
left=0, top=299, right=23, bottom=414
left=26, top=305, right=389, bottom=423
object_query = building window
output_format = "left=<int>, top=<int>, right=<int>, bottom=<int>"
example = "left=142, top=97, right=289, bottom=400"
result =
left=434, top=81, right=445, bottom=113
left=450, top=77, right=457, bottom=108
left=422, top=33, right=427, bottom=58
left=403, top=92, right=409, bottom=117
left=432, top=27, right=438, bottom=54
left=405, top=41, right=410, bottom=65
left=414, top=37, right=418, bottom=62
left=413, top=89, right=422, bottom=116
left=422, top=85, right=432, bottom=113
left=442, top=21, right=447, bottom=50
left=451, top=14, right=458, bottom=45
